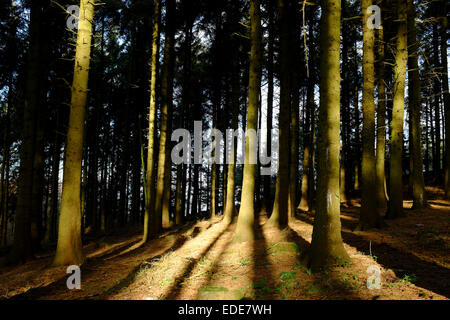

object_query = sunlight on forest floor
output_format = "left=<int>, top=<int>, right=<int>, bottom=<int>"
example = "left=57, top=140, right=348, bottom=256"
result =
left=0, top=190, right=449, bottom=300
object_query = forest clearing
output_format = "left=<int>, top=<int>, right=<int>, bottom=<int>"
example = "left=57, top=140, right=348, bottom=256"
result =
left=0, top=0, right=449, bottom=303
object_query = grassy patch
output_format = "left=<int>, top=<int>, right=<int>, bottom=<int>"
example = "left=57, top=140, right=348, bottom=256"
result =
left=268, top=242, right=300, bottom=255
left=400, top=274, right=418, bottom=284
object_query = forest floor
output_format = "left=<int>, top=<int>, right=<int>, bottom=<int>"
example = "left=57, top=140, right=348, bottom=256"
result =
left=0, top=187, right=449, bottom=300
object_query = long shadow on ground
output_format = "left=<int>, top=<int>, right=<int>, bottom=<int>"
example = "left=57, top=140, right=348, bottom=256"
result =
left=9, top=233, right=192, bottom=300
left=295, top=212, right=450, bottom=298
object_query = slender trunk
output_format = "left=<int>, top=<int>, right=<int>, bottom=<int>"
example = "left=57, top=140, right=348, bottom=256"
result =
left=386, top=0, right=407, bottom=219
left=10, top=1, right=46, bottom=264
left=262, top=0, right=274, bottom=215
left=407, top=0, right=427, bottom=209
left=359, top=0, right=381, bottom=230
left=432, top=21, right=441, bottom=178
left=223, top=17, right=240, bottom=225
left=288, top=1, right=301, bottom=219
left=156, top=0, right=175, bottom=229
left=53, top=0, right=95, bottom=266
left=298, top=5, right=316, bottom=212
left=266, top=0, right=290, bottom=229
left=376, top=24, right=388, bottom=210
left=441, top=0, right=450, bottom=199
left=233, top=0, right=262, bottom=242
left=353, top=84, right=361, bottom=192
left=0, top=103, right=10, bottom=247
left=143, top=0, right=161, bottom=242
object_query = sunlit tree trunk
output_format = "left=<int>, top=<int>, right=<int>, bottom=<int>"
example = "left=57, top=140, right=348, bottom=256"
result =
left=386, top=0, right=407, bottom=219
left=307, top=0, right=350, bottom=271
left=143, top=0, right=161, bottom=242
left=222, top=11, right=240, bottom=225
left=53, top=0, right=95, bottom=266
left=156, top=0, right=175, bottom=229
left=233, top=0, right=262, bottom=242
left=358, top=0, right=381, bottom=230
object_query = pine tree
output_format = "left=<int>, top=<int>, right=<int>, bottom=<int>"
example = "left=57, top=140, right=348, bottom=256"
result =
left=233, top=0, right=262, bottom=243
left=386, top=0, right=407, bottom=219
left=266, top=0, right=290, bottom=229
left=375, top=23, right=388, bottom=210
left=307, top=0, right=350, bottom=271
left=156, top=0, right=175, bottom=229
left=143, top=0, right=161, bottom=242
left=53, top=0, right=96, bottom=266
left=407, top=0, right=427, bottom=209
left=358, top=0, right=381, bottom=230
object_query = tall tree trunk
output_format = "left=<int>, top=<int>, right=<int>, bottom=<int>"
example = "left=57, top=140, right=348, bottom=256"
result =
left=9, top=0, right=47, bottom=264
left=407, top=0, right=427, bottom=209
left=143, top=0, right=161, bottom=242
left=288, top=0, right=301, bottom=219
left=386, top=0, right=407, bottom=219
left=376, top=24, right=388, bottom=210
left=358, top=0, right=381, bottom=230
left=156, top=0, right=175, bottom=229
left=441, top=0, right=450, bottom=199
left=53, top=0, right=95, bottom=266
left=298, top=4, right=316, bottom=212
left=262, top=0, right=274, bottom=215
left=222, top=11, right=240, bottom=225
left=233, top=0, right=262, bottom=242
left=432, top=20, right=441, bottom=178
left=0, top=103, right=10, bottom=247
left=340, top=0, right=350, bottom=204
left=266, top=0, right=290, bottom=229
left=307, top=0, right=349, bottom=271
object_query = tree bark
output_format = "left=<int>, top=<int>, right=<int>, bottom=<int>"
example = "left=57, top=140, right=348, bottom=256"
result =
left=358, top=0, right=382, bottom=230
left=307, top=0, right=350, bottom=271
left=143, top=0, right=161, bottom=242
left=266, top=0, right=290, bottom=229
left=407, top=0, right=427, bottom=209
left=233, top=0, right=262, bottom=242
left=53, top=0, right=95, bottom=266
left=386, top=0, right=407, bottom=219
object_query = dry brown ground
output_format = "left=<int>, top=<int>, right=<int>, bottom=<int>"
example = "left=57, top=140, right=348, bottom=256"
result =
left=0, top=189, right=449, bottom=300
